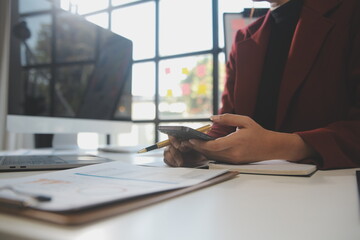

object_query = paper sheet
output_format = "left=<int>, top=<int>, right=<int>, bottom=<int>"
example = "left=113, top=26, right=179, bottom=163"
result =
left=0, top=161, right=227, bottom=211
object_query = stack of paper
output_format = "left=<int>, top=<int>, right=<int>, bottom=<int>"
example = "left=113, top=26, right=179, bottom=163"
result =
left=0, top=161, right=228, bottom=211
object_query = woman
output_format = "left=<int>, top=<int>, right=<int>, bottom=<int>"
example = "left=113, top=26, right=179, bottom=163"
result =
left=164, top=0, right=360, bottom=170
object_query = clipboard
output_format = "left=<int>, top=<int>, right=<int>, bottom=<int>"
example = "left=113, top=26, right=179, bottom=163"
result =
left=0, top=171, right=238, bottom=225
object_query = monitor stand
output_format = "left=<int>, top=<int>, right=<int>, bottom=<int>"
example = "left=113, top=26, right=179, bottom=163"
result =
left=34, top=134, right=54, bottom=148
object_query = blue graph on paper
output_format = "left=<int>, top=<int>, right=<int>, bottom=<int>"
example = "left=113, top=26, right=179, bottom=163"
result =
left=74, top=173, right=179, bottom=185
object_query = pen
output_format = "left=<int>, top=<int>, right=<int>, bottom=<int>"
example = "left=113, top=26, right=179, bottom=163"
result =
left=137, top=124, right=212, bottom=153
left=0, top=186, right=51, bottom=207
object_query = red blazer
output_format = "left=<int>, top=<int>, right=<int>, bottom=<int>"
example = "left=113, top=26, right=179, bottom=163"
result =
left=209, top=0, right=360, bottom=169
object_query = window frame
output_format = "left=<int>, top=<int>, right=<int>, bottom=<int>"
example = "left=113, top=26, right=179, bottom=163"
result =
left=78, top=0, right=221, bottom=143
left=21, top=0, right=223, bottom=144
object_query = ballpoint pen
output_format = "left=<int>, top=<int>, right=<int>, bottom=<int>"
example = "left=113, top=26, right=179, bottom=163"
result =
left=0, top=186, right=51, bottom=207
left=137, top=124, right=212, bottom=153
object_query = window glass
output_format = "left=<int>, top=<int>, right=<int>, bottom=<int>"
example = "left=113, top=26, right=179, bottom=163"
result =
left=112, top=0, right=142, bottom=6
left=19, top=0, right=52, bottom=14
left=60, top=0, right=71, bottom=11
left=85, top=12, right=109, bottom=29
left=18, top=15, right=52, bottom=66
left=65, top=0, right=109, bottom=15
left=112, top=2, right=155, bottom=60
left=159, top=0, right=212, bottom=56
left=132, top=62, right=156, bottom=120
left=159, top=55, right=213, bottom=119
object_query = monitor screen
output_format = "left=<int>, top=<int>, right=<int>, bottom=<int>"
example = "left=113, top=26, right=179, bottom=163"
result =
left=7, top=4, right=133, bottom=136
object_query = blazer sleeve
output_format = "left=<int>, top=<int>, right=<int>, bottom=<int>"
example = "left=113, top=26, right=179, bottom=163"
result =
left=296, top=5, right=360, bottom=170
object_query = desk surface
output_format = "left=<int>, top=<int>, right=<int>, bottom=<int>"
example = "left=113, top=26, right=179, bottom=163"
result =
left=0, top=150, right=359, bottom=240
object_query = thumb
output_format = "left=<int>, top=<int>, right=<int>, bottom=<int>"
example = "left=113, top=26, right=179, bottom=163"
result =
left=210, top=114, right=254, bottom=128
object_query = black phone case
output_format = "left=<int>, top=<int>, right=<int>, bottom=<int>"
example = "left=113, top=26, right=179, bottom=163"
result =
left=158, top=126, right=214, bottom=141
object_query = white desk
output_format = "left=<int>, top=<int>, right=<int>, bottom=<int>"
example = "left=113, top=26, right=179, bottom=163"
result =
left=0, top=151, right=359, bottom=240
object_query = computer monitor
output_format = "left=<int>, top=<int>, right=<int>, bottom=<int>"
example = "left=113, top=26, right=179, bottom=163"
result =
left=7, top=2, right=133, bottom=148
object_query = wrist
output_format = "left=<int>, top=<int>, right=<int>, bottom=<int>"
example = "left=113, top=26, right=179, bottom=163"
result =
left=270, top=132, right=316, bottom=162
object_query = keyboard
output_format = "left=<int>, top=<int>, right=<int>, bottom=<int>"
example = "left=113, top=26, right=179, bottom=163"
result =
left=0, top=155, right=67, bottom=166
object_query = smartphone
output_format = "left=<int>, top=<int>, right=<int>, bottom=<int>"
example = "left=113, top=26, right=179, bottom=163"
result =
left=158, top=126, right=215, bottom=141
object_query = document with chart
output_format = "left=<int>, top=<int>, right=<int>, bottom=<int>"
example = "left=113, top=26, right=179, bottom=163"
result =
left=0, top=161, right=228, bottom=211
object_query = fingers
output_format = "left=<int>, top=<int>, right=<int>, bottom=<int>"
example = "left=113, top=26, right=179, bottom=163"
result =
left=188, top=137, right=231, bottom=153
left=164, top=137, right=208, bottom=167
left=168, top=136, right=180, bottom=149
left=164, top=137, right=185, bottom=167
left=187, top=131, right=245, bottom=162
left=211, top=114, right=256, bottom=128
left=164, top=145, right=183, bottom=167
left=164, top=136, right=191, bottom=167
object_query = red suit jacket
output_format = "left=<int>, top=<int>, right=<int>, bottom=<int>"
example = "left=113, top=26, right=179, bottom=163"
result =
left=209, top=0, right=360, bottom=169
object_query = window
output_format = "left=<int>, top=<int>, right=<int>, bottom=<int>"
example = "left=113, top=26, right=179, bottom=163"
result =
left=158, top=54, right=213, bottom=119
left=57, top=0, right=270, bottom=146
left=111, top=2, right=156, bottom=60
left=159, top=0, right=212, bottom=56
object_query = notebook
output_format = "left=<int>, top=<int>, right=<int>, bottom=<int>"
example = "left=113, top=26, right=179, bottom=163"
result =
left=0, top=154, right=112, bottom=171
left=208, top=160, right=317, bottom=176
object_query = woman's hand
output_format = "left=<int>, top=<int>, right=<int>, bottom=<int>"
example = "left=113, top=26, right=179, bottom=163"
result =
left=163, top=136, right=208, bottom=167
left=185, top=114, right=316, bottom=164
